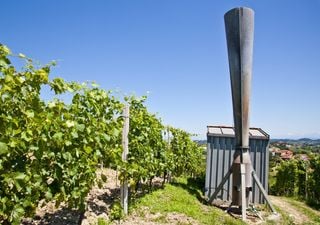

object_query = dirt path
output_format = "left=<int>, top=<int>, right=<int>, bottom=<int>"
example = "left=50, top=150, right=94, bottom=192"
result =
left=82, top=168, right=120, bottom=225
left=270, top=196, right=310, bottom=224
left=117, top=207, right=200, bottom=225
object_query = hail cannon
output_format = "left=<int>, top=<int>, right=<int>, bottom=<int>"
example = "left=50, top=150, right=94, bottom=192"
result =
left=208, top=7, right=276, bottom=220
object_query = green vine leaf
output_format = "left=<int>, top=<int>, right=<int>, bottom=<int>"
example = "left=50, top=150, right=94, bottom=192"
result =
left=0, top=142, right=9, bottom=155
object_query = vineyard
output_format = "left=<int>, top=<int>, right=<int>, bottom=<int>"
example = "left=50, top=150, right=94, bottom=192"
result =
left=0, top=44, right=204, bottom=224
left=270, top=154, right=320, bottom=206
left=2, top=43, right=320, bottom=225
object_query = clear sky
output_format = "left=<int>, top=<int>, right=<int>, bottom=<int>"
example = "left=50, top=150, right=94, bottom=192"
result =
left=1, top=0, right=320, bottom=139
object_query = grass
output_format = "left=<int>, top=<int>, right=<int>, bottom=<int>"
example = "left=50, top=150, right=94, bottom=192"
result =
left=96, top=218, right=110, bottom=225
left=132, top=177, right=244, bottom=225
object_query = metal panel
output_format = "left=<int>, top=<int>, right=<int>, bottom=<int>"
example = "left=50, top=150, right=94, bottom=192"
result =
left=249, top=129, right=265, bottom=137
left=205, top=142, right=212, bottom=197
left=221, top=127, right=235, bottom=135
left=205, top=126, right=269, bottom=204
left=251, top=139, right=256, bottom=202
left=208, top=127, right=222, bottom=135
left=256, top=139, right=262, bottom=203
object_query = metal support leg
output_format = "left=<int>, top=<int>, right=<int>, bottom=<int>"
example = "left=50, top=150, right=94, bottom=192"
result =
left=208, top=165, right=233, bottom=204
left=252, top=170, right=277, bottom=213
left=240, top=164, right=247, bottom=221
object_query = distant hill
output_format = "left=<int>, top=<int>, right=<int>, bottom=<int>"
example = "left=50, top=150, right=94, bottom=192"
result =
left=270, top=138, right=320, bottom=145
left=195, top=138, right=320, bottom=146
left=194, top=140, right=207, bottom=145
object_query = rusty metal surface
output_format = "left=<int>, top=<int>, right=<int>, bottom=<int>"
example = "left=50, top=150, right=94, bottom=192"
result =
left=206, top=7, right=271, bottom=211
left=224, top=7, right=254, bottom=206
left=225, top=7, right=254, bottom=149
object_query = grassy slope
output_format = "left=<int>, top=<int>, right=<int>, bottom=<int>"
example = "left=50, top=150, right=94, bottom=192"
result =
left=132, top=178, right=244, bottom=225
left=130, top=182, right=320, bottom=225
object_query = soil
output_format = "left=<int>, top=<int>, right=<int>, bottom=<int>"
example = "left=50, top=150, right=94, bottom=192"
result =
left=22, top=168, right=120, bottom=225
left=115, top=206, right=199, bottom=225
left=21, top=168, right=199, bottom=225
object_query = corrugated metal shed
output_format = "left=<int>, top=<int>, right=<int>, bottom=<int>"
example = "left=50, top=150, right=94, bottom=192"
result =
left=205, top=125, right=270, bottom=204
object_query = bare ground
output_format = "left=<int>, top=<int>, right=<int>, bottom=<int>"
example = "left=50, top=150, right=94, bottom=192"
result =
left=21, top=169, right=197, bottom=225
left=270, top=196, right=310, bottom=224
left=22, top=168, right=121, bottom=225
left=21, top=170, right=318, bottom=225
left=116, top=206, right=199, bottom=225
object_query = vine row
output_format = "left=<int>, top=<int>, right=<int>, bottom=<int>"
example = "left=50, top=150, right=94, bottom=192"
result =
left=0, top=45, right=204, bottom=224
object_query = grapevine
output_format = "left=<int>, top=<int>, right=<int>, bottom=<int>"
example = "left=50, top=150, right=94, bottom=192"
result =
left=0, top=45, right=204, bottom=224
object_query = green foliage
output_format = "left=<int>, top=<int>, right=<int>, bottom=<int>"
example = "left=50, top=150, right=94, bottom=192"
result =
left=121, top=98, right=204, bottom=192
left=168, top=127, right=204, bottom=177
left=272, top=160, right=298, bottom=196
left=109, top=200, right=124, bottom=221
left=97, top=218, right=110, bottom=225
left=124, top=96, right=166, bottom=187
left=306, top=154, right=320, bottom=205
left=0, top=45, right=123, bottom=224
left=0, top=45, right=204, bottom=224
left=270, top=154, right=320, bottom=206
left=0, top=44, right=51, bottom=224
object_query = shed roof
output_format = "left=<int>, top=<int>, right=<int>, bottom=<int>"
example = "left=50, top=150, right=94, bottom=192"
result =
left=207, top=125, right=269, bottom=139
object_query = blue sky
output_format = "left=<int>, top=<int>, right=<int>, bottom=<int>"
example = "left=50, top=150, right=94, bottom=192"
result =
left=1, top=1, right=320, bottom=139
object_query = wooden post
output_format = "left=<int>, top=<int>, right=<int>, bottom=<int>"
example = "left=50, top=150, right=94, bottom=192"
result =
left=121, top=104, right=129, bottom=215
left=167, top=126, right=171, bottom=183
left=252, top=170, right=277, bottom=213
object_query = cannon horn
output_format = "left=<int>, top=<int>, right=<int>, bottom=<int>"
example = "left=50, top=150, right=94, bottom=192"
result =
left=225, top=7, right=254, bottom=210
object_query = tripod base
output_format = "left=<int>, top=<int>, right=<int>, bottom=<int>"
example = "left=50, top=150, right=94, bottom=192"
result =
left=208, top=164, right=276, bottom=221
